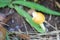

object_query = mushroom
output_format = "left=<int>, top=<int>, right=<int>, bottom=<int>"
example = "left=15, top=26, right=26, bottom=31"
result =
left=32, top=11, right=46, bottom=32
left=28, top=9, right=46, bottom=32
left=28, top=9, right=57, bottom=32
left=32, top=11, right=57, bottom=31
left=32, top=12, right=45, bottom=24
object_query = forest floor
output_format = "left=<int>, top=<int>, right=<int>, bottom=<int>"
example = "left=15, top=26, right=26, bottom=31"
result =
left=0, top=0, right=60, bottom=40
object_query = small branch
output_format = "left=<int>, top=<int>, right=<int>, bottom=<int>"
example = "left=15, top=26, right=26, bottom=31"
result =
left=48, top=15, right=52, bottom=21
left=0, top=22, right=9, bottom=26
left=45, top=21, right=56, bottom=30
left=55, top=1, right=60, bottom=8
left=22, top=18, right=29, bottom=35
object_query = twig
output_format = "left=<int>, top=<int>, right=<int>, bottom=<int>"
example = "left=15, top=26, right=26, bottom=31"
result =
left=54, top=23, right=60, bottom=40
left=55, top=1, right=60, bottom=8
left=48, top=15, right=52, bottom=21
left=22, top=18, right=29, bottom=35
left=55, top=23, right=58, bottom=30
left=0, top=22, right=9, bottom=26
left=45, top=21, right=56, bottom=30
left=9, top=30, right=60, bottom=36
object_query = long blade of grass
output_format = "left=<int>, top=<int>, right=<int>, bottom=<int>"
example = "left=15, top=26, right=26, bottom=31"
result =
left=13, top=1, right=60, bottom=16
left=0, top=3, right=8, bottom=7
left=14, top=6, right=45, bottom=33
left=17, top=0, right=26, bottom=1
left=0, top=0, right=12, bottom=3
left=6, top=32, right=10, bottom=40
left=0, top=0, right=12, bottom=8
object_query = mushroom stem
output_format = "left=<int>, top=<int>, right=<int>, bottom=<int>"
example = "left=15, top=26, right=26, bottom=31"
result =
left=39, top=23, right=46, bottom=32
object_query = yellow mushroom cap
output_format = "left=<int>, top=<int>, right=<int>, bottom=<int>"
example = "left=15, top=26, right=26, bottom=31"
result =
left=32, top=12, right=45, bottom=24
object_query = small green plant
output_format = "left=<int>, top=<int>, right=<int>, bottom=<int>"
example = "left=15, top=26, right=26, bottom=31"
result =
left=0, top=0, right=60, bottom=33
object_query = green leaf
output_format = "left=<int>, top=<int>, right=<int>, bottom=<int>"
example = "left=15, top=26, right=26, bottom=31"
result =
left=0, top=0, right=12, bottom=8
left=6, top=32, right=10, bottom=40
left=8, top=4, right=14, bottom=8
left=14, top=6, right=45, bottom=33
left=16, top=0, right=26, bottom=1
left=0, top=0, right=12, bottom=3
left=0, top=3, right=8, bottom=7
left=13, top=1, right=60, bottom=16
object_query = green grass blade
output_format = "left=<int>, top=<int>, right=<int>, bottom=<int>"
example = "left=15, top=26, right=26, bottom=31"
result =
left=0, top=3, right=8, bottom=7
left=13, top=1, right=60, bottom=16
left=14, top=6, right=45, bottom=33
left=0, top=0, right=12, bottom=3
left=6, top=32, right=10, bottom=40
left=16, top=0, right=26, bottom=1
left=0, top=0, right=12, bottom=8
